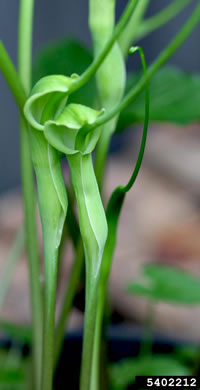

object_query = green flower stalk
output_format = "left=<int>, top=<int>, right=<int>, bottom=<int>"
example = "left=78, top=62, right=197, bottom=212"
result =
left=89, top=0, right=126, bottom=189
left=44, top=103, right=108, bottom=390
left=24, top=77, right=69, bottom=390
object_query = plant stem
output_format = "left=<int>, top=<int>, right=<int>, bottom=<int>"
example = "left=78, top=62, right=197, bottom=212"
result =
left=55, top=238, right=84, bottom=366
left=137, top=0, right=192, bottom=41
left=0, top=227, right=24, bottom=312
left=92, top=2, right=200, bottom=130
left=80, top=277, right=99, bottom=390
left=119, top=0, right=149, bottom=57
left=0, top=42, right=26, bottom=111
left=18, top=1, right=43, bottom=389
left=67, top=153, right=107, bottom=390
left=70, top=0, right=138, bottom=94
left=41, top=244, right=58, bottom=390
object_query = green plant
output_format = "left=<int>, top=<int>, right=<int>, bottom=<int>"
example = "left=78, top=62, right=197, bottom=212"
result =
left=1, top=1, right=200, bottom=389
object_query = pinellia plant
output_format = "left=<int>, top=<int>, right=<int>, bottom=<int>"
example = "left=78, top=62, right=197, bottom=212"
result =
left=1, top=0, right=200, bottom=389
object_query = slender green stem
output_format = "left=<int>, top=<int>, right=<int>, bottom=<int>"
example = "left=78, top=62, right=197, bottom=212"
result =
left=18, top=1, right=43, bottom=389
left=91, top=2, right=200, bottom=130
left=70, top=0, right=138, bottom=94
left=0, top=227, right=24, bottom=312
left=18, top=0, right=34, bottom=94
left=55, top=239, right=84, bottom=366
left=0, top=42, right=26, bottom=111
left=119, top=0, right=149, bottom=57
left=41, top=244, right=58, bottom=390
left=137, top=0, right=192, bottom=40
left=80, top=278, right=99, bottom=390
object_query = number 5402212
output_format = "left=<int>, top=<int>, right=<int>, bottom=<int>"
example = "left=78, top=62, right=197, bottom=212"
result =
left=135, top=376, right=199, bottom=388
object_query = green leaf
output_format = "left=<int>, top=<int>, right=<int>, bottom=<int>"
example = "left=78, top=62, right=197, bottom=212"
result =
left=128, top=264, right=200, bottom=304
left=118, top=66, right=200, bottom=131
left=33, top=39, right=97, bottom=107
left=110, top=356, right=190, bottom=389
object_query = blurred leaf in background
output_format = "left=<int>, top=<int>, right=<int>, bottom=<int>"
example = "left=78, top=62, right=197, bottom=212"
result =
left=128, top=264, right=200, bottom=304
left=110, top=355, right=189, bottom=390
left=117, top=67, right=200, bottom=131
left=0, top=321, right=31, bottom=345
left=175, top=345, right=199, bottom=367
left=33, top=39, right=97, bottom=107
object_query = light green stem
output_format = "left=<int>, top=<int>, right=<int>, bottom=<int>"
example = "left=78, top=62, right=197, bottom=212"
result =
left=119, top=0, right=149, bottom=57
left=0, top=42, right=26, bottom=111
left=67, top=153, right=107, bottom=390
left=137, top=0, right=192, bottom=40
left=18, top=1, right=43, bottom=389
left=41, top=243, right=58, bottom=390
left=80, top=278, right=99, bottom=390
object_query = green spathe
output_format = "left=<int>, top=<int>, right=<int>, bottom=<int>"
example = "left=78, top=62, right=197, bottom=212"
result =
left=24, top=74, right=74, bottom=130
left=44, top=103, right=103, bottom=155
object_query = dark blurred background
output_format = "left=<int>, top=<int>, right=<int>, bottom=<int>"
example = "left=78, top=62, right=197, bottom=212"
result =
left=0, top=0, right=200, bottom=194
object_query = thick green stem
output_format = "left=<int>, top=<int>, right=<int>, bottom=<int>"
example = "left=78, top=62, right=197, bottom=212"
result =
left=18, top=1, right=43, bottom=389
left=67, top=153, right=107, bottom=390
left=119, top=0, right=149, bottom=57
left=41, top=244, right=58, bottom=390
left=80, top=278, right=99, bottom=390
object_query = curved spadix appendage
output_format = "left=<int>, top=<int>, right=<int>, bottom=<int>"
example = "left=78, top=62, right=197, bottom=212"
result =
left=24, top=75, right=74, bottom=131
